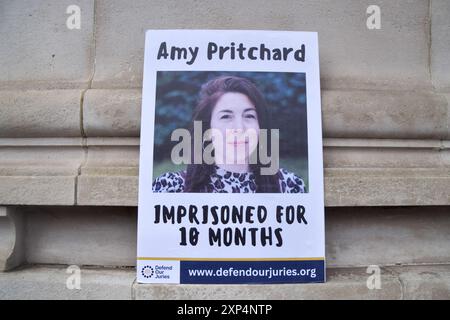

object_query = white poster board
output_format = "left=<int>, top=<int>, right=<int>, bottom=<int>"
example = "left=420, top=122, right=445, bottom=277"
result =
left=137, top=30, right=325, bottom=284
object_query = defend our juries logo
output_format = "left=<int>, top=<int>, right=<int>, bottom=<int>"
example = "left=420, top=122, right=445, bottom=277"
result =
left=141, top=266, right=154, bottom=278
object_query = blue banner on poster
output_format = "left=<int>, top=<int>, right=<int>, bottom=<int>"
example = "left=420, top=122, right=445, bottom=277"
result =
left=180, top=260, right=325, bottom=284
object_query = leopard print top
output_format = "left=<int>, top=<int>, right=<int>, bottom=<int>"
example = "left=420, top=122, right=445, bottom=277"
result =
left=152, top=166, right=306, bottom=193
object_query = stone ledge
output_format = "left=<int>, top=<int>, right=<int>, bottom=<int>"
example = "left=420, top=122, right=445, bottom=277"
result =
left=134, top=266, right=403, bottom=300
left=134, top=264, right=450, bottom=300
left=0, top=137, right=449, bottom=206
left=1, top=264, right=449, bottom=299
left=73, top=168, right=450, bottom=207
left=386, top=265, right=450, bottom=300
left=0, top=176, right=77, bottom=206
left=0, top=90, right=83, bottom=138
left=0, top=265, right=135, bottom=300
left=1, top=89, right=448, bottom=139
left=77, top=175, right=138, bottom=206
left=325, top=168, right=450, bottom=206
left=83, top=89, right=142, bottom=137
left=74, top=89, right=450, bottom=140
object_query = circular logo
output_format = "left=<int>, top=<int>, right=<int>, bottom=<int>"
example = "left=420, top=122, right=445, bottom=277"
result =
left=141, top=265, right=154, bottom=278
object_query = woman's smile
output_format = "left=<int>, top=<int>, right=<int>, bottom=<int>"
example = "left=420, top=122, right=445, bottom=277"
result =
left=228, top=140, right=248, bottom=146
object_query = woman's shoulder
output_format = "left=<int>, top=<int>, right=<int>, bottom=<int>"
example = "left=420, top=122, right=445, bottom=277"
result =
left=152, top=170, right=186, bottom=192
left=277, top=168, right=306, bottom=193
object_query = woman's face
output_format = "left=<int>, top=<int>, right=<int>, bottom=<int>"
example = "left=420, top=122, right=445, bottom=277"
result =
left=209, top=92, right=260, bottom=165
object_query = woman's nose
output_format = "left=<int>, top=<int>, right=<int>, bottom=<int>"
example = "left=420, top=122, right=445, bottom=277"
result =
left=232, top=117, right=245, bottom=131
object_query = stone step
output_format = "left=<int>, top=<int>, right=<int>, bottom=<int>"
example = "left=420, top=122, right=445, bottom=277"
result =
left=1, top=89, right=449, bottom=139
left=1, top=264, right=449, bottom=299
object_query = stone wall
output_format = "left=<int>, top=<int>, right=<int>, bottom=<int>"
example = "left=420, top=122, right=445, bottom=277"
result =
left=0, top=0, right=449, bottom=299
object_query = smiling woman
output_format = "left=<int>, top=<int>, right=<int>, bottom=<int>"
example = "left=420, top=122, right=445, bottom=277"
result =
left=209, top=91, right=260, bottom=171
left=152, top=75, right=306, bottom=193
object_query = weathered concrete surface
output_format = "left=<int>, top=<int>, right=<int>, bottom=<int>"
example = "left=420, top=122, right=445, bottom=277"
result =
left=77, top=175, right=138, bottom=206
left=325, top=168, right=450, bottom=207
left=390, top=265, right=450, bottom=300
left=324, top=138, right=449, bottom=168
left=326, top=207, right=450, bottom=268
left=0, top=0, right=95, bottom=89
left=0, top=90, right=83, bottom=138
left=431, top=0, right=450, bottom=92
left=0, top=138, right=83, bottom=167
left=322, top=90, right=449, bottom=139
left=446, top=94, right=450, bottom=140
left=0, top=176, right=77, bottom=206
left=0, top=138, right=84, bottom=206
left=134, top=267, right=402, bottom=300
left=92, top=171, right=442, bottom=208
left=1, top=264, right=447, bottom=299
left=83, top=89, right=142, bottom=137
left=0, top=265, right=135, bottom=300
left=134, top=265, right=450, bottom=300
left=24, top=206, right=136, bottom=267
left=92, top=0, right=431, bottom=91
left=76, top=137, right=139, bottom=206
left=78, top=89, right=450, bottom=140
left=76, top=167, right=450, bottom=207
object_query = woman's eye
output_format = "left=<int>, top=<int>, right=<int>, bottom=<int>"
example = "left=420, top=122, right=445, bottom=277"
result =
left=220, top=115, right=231, bottom=119
left=245, top=114, right=256, bottom=119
